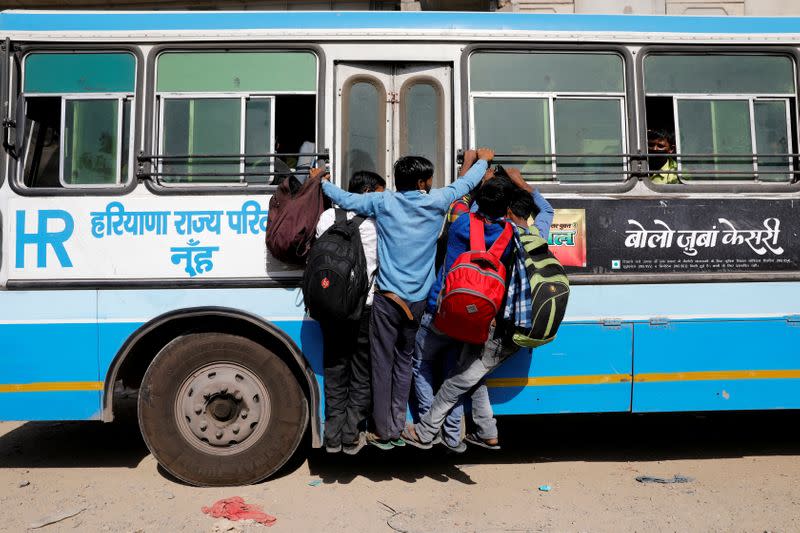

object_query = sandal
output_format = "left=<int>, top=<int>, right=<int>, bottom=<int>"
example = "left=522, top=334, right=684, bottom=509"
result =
left=442, top=439, right=467, bottom=453
left=464, top=433, right=501, bottom=450
left=366, top=432, right=394, bottom=451
left=342, top=433, right=367, bottom=456
left=400, top=425, right=433, bottom=450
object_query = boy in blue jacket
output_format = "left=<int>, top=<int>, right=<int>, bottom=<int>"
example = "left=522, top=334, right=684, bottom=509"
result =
left=319, top=147, right=495, bottom=449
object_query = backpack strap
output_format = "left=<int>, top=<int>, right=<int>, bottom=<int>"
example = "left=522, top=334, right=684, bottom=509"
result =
left=487, top=222, right=514, bottom=260
left=334, top=208, right=367, bottom=228
left=351, top=215, right=367, bottom=228
left=520, top=233, right=549, bottom=256
left=468, top=213, right=487, bottom=252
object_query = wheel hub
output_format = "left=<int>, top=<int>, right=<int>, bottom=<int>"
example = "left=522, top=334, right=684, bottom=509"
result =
left=176, top=363, right=270, bottom=454
left=209, top=397, right=236, bottom=421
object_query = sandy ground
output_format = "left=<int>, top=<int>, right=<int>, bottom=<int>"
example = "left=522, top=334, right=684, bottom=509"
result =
left=1, top=410, right=799, bottom=532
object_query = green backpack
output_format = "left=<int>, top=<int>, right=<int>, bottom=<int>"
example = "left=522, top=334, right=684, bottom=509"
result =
left=512, top=232, right=570, bottom=348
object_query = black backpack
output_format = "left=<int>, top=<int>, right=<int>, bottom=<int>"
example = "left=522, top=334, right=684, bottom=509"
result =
left=302, top=209, right=370, bottom=322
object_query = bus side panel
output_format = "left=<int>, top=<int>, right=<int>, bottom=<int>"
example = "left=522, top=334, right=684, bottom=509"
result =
left=487, top=323, right=633, bottom=415
left=96, top=288, right=324, bottom=411
left=632, top=319, right=800, bottom=412
left=0, top=291, right=101, bottom=421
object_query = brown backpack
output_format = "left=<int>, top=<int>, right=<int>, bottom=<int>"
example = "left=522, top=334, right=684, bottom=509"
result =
left=266, top=174, right=326, bottom=265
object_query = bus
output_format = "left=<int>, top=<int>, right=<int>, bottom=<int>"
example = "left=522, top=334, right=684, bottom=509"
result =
left=1, top=10, right=799, bottom=487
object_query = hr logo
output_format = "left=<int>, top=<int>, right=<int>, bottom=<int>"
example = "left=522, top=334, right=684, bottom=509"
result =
left=15, top=210, right=74, bottom=268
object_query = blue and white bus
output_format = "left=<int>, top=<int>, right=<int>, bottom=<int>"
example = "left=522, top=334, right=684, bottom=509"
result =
left=1, top=10, right=800, bottom=486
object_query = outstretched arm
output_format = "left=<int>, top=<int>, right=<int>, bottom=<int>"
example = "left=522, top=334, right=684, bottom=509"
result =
left=531, top=189, right=555, bottom=240
left=321, top=181, right=380, bottom=217
left=433, top=147, right=495, bottom=211
left=505, top=167, right=555, bottom=239
left=316, top=168, right=380, bottom=217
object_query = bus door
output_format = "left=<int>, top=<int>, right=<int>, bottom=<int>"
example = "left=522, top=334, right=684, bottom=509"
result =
left=335, top=62, right=452, bottom=189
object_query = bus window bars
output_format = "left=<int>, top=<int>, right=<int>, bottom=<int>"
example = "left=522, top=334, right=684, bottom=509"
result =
left=456, top=150, right=800, bottom=182
left=136, top=151, right=329, bottom=181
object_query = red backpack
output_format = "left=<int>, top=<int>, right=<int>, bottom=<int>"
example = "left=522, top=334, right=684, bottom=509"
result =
left=433, top=213, right=514, bottom=344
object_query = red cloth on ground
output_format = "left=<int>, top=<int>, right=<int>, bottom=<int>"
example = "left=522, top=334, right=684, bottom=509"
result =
left=202, top=496, right=277, bottom=526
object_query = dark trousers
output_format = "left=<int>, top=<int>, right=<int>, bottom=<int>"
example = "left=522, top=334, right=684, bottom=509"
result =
left=322, top=305, right=372, bottom=447
left=369, top=292, right=427, bottom=440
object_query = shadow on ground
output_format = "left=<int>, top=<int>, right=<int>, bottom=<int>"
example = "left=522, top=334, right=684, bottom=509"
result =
left=2, top=410, right=800, bottom=485
left=0, top=419, right=147, bottom=469
left=307, top=411, right=800, bottom=485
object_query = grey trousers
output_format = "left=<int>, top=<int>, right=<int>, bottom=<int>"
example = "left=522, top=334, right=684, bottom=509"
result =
left=415, top=332, right=523, bottom=443
left=370, top=292, right=427, bottom=440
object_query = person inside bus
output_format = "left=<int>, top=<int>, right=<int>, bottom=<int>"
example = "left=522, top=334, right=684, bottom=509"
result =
left=270, top=138, right=297, bottom=187
left=292, top=140, right=317, bottom=183
left=318, top=147, right=496, bottom=450
left=648, top=129, right=679, bottom=184
left=406, top=174, right=517, bottom=451
left=315, top=170, right=385, bottom=455
left=404, top=166, right=554, bottom=451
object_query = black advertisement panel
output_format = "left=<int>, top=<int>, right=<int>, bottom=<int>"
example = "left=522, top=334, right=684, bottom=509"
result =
left=547, top=199, right=800, bottom=275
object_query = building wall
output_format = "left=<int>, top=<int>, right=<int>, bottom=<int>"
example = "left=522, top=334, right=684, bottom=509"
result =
left=4, top=0, right=800, bottom=14
left=2, top=0, right=399, bottom=9
left=497, top=0, right=800, bottom=16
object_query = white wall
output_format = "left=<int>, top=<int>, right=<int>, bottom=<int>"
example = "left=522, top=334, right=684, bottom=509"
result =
left=501, top=0, right=800, bottom=15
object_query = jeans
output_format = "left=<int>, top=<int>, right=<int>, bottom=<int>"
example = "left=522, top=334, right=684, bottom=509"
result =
left=468, top=381, right=496, bottom=440
left=321, top=306, right=372, bottom=447
left=415, top=330, right=523, bottom=443
left=411, top=312, right=464, bottom=446
left=370, top=293, right=427, bottom=440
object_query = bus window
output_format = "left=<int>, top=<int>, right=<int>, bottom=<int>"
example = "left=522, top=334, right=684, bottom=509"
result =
left=469, top=51, right=627, bottom=182
left=154, top=51, right=317, bottom=185
left=19, top=52, right=136, bottom=189
left=341, top=77, right=385, bottom=185
left=400, top=79, right=443, bottom=184
left=643, top=54, right=796, bottom=183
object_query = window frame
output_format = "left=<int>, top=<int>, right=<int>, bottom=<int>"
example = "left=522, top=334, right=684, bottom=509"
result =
left=10, top=46, right=143, bottom=197
left=155, top=92, right=276, bottom=186
left=58, top=93, right=133, bottom=188
left=0, top=39, right=9, bottom=190
left=340, top=74, right=387, bottom=187
left=670, top=94, right=794, bottom=183
left=468, top=92, right=628, bottom=183
left=461, top=44, right=637, bottom=194
left=145, top=44, right=324, bottom=196
left=399, top=75, right=445, bottom=187
left=638, top=46, right=800, bottom=194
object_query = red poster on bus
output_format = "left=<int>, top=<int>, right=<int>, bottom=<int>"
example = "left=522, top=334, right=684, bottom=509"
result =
left=546, top=209, right=587, bottom=267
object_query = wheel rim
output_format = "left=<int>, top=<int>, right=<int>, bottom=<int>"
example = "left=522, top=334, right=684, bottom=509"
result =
left=175, top=362, right=271, bottom=456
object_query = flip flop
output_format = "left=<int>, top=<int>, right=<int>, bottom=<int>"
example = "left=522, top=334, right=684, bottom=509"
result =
left=366, top=432, right=393, bottom=451
left=401, top=425, right=433, bottom=450
left=464, top=433, right=501, bottom=450
left=342, top=433, right=367, bottom=456
left=442, top=439, right=467, bottom=453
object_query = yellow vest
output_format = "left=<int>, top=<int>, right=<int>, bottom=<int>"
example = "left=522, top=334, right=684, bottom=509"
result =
left=651, top=158, right=678, bottom=185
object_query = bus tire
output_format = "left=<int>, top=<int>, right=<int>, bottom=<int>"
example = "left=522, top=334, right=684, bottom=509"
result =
left=137, top=332, right=307, bottom=486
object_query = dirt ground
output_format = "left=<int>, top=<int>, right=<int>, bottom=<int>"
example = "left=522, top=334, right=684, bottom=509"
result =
left=1, top=410, right=799, bottom=533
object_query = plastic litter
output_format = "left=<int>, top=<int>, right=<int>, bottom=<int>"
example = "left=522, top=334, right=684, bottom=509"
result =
left=308, top=479, right=323, bottom=487
left=201, top=497, right=277, bottom=526
left=636, top=474, right=693, bottom=484
left=29, top=507, right=86, bottom=529
left=538, top=485, right=552, bottom=492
